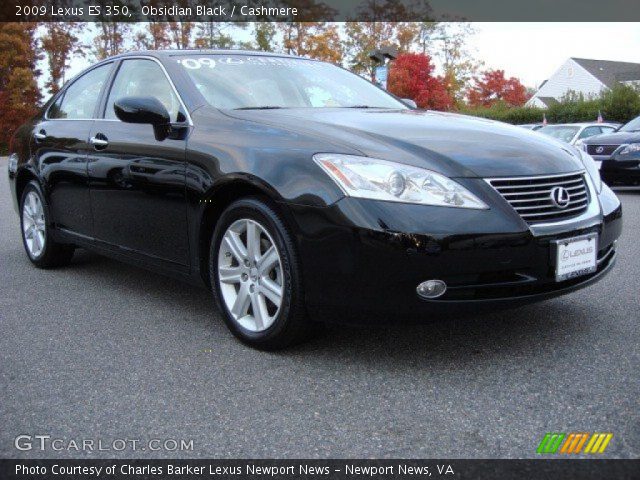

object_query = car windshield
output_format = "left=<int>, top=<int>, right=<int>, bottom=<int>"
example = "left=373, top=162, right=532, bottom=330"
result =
left=538, top=125, right=580, bottom=143
left=619, top=116, right=640, bottom=132
left=174, top=54, right=406, bottom=110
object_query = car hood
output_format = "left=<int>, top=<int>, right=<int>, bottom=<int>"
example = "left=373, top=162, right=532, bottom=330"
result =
left=583, top=130, right=640, bottom=144
left=225, top=108, right=584, bottom=178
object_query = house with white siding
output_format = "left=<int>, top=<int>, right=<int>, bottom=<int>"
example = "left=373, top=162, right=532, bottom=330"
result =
left=526, top=58, right=640, bottom=108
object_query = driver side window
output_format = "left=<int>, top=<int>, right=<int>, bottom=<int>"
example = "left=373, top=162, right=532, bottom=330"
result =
left=105, top=59, right=181, bottom=122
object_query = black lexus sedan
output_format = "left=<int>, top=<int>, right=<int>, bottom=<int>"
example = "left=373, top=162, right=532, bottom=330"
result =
left=8, top=50, right=622, bottom=349
left=581, top=115, right=640, bottom=185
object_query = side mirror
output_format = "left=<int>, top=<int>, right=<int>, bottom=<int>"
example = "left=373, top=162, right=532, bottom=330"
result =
left=401, top=98, right=417, bottom=109
left=114, top=96, right=170, bottom=125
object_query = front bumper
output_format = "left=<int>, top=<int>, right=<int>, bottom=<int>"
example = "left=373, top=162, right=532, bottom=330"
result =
left=286, top=182, right=622, bottom=316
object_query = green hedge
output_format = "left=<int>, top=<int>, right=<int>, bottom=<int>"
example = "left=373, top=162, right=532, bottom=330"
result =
left=460, top=85, right=640, bottom=125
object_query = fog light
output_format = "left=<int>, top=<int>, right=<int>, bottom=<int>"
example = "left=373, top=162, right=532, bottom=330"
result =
left=417, top=280, right=447, bottom=299
left=8, top=153, right=18, bottom=175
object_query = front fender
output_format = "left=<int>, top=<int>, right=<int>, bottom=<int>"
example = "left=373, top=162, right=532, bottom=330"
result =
left=185, top=107, right=354, bottom=208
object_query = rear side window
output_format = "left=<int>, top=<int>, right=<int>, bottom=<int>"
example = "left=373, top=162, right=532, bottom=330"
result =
left=48, top=64, right=112, bottom=119
left=104, top=59, right=181, bottom=122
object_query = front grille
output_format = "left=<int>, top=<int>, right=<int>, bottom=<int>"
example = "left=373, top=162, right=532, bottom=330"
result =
left=488, top=172, right=589, bottom=224
left=586, top=144, right=619, bottom=156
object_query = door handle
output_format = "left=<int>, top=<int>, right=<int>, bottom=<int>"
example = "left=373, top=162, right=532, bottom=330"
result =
left=90, top=135, right=109, bottom=148
left=34, top=130, right=47, bottom=141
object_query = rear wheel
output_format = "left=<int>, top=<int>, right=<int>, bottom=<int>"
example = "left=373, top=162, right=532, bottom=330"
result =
left=210, top=198, right=312, bottom=349
left=20, top=181, right=74, bottom=268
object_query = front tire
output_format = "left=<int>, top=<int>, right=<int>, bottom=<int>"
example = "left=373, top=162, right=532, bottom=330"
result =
left=20, top=181, right=74, bottom=268
left=210, top=198, right=312, bottom=349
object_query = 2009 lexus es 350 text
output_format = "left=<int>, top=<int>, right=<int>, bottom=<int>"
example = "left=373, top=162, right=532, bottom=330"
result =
left=8, top=51, right=622, bottom=349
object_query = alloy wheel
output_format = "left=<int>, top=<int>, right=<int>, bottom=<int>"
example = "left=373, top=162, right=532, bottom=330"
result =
left=22, top=191, right=46, bottom=258
left=217, top=218, right=284, bottom=332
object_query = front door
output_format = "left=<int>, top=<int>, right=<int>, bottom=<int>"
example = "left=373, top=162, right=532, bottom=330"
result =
left=87, top=58, right=190, bottom=266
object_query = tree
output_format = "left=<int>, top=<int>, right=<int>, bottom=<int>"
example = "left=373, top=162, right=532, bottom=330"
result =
left=41, top=23, right=84, bottom=95
left=276, top=1, right=339, bottom=61
left=253, top=22, right=277, bottom=52
left=91, top=1, right=134, bottom=60
left=168, top=22, right=194, bottom=49
left=0, top=23, right=41, bottom=148
left=387, top=53, right=453, bottom=110
left=344, top=22, right=396, bottom=78
left=344, top=1, right=432, bottom=77
left=417, top=22, right=439, bottom=54
left=303, top=24, right=342, bottom=63
left=467, top=69, right=529, bottom=107
left=194, top=22, right=241, bottom=49
left=279, top=23, right=343, bottom=63
left=426, top=23, right=482, bottom=106
left=93, top=22, right=132, bottom=59
left=133, top=0, right=171, bottom=50
left=395, top=23, right=420, bottom=53
left=134, top=22, right=171, bottom=50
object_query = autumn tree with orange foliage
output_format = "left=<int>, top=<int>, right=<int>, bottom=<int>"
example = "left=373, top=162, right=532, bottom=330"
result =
left=133, top=0, right=171, bottom=50
left=168, top=21, right=194, bottom=49
left=387, top=53, right=453, bottom=111
left=0, top=23, right=40, bottom=149
left=467, top=69, right=529, bottom=107
left=93, top=22, right=132, bottom=60
left=41, top=23, right=83, bottom=95
left=279, top=22, right=343, bottom=64
left=135, top=22, right=172, bottom=50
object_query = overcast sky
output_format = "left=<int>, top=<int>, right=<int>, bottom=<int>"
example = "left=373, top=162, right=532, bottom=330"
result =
left=50, top=22, right=640, bottom=93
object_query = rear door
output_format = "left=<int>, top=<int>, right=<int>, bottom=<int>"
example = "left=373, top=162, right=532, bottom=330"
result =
left=31, top=63, right=113, bottom=237
left=87, top=58, right=190, bottom=266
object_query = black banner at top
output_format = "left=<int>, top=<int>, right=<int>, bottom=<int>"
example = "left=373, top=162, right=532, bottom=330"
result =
left=4, top=0, right=640, bottom=22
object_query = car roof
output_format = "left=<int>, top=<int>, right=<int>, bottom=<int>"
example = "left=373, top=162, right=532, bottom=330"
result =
left=109, top=49, right=307, bottom=61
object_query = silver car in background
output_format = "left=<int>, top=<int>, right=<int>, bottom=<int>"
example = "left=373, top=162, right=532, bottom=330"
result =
left=538, top=122, right=620, bottom=146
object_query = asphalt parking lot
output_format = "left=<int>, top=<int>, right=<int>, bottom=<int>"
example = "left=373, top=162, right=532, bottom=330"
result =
left=1, top=157, right=638, bottom=459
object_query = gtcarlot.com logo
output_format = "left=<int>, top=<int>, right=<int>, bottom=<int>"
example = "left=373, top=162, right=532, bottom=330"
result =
left=537, top=432, right=613, bottom=454
left=15, top=435, right=194, bottom=452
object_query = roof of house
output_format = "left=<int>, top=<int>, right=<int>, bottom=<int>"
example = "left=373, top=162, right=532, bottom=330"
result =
left=536, top=96, right=559, bottom=107
left=572, top=58, right=640, bottom=88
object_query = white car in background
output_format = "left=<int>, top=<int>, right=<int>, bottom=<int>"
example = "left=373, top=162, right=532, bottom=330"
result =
left=537, top=122, right=620, bottom=146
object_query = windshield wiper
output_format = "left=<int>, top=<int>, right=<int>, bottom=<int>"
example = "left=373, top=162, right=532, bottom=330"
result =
left=234, top=106, right=285, bottom=110
left=343, top=105, right=384, bottom=109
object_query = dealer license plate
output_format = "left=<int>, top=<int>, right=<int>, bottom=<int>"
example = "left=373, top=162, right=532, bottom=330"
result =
left=554, top=233, right=598, bottom=282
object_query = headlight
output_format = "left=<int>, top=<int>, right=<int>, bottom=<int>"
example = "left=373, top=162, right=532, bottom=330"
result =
left=313, top=153, right=488, bottom=209
left=579, top=150, right=602, bottom=193
left=618, top=143, right=640, bottom=155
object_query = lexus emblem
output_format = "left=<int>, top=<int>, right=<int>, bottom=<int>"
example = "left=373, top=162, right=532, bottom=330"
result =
left=595, top=146, right=604, bottom=154
left=550, top=186, right=571, bottom=209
